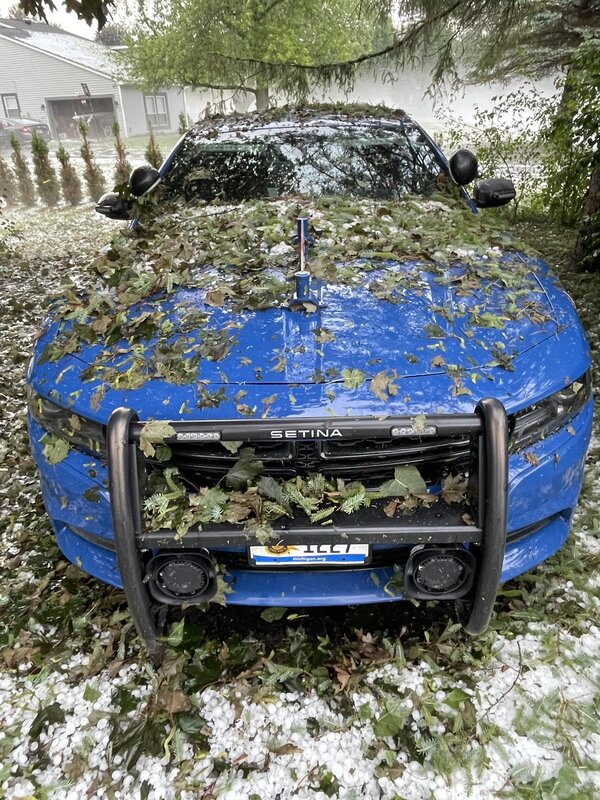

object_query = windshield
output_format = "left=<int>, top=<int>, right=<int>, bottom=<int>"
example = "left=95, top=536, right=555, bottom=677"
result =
left=162, top=122, right=446, bottom=203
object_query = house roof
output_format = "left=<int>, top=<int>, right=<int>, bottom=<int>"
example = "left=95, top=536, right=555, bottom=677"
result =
left=0, top=17, right=115, bottom=77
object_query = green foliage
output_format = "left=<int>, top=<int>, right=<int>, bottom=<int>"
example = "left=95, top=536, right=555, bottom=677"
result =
left=10, top=134, right=35, bottom=207
left=0, top=155, right=17, bottom=206
left=16, top=0, right=114, bottom=28
left=42, top=147, right=547, bottom=398
left=112, top=121, right=132, bottom=188
left=145, top=127, right=164, bottom=169
left=31, top=130, right=60, bottom=207
left=56, top=144, right=83, bottom=206
left=0, top=214, right=19, bottom=257
left=178, top=112, right=187, bottom=135
left=142, top=459, right=461, bottom=540
left=550, top=46, right=600, bottom=270
left=123, top=0, right=391, bottom=107
left=439, top=85, right=550, bottom=221
left=95, top=21, right=126, bottom=46
left=79, top=120, right=106, bottom=201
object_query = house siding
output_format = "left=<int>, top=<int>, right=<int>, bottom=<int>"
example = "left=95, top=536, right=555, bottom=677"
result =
left=119, top=84, right=188, bottom=136
left=0, top=35, right=126, bottom=137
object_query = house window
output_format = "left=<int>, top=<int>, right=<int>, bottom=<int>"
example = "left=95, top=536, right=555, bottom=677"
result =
left=2, top=94, right=21, bottom=118
left=144, top=94, right=169, bottom=129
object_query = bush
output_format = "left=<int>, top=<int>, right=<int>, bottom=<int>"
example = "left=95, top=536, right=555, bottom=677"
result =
left=79, top=120, right=106, bottom=201
left=437, top=85, right=549, bottom=221
left=56, top=145, right=83, bottom=206
left=31, top=130, right=60, bottom=207
left=10, top=134, right=35, bottom=207
left=145, top=127, right=163, bottom=169
left=112, top=121, right=132, bottom=188
left=0, top=155, right=17, bottom=206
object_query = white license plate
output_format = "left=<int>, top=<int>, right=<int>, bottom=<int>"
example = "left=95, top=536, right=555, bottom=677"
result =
left=249, top=543, right=370, bottom=566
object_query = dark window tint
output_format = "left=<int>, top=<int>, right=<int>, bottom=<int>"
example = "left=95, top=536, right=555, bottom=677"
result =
left=163, top=123, right=445, bottom=203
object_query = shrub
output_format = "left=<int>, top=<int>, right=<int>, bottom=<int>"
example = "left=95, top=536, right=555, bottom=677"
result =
left=145, top=127, right=163, bottom=169
left=31, top=130, right=60, bottom=207
left=79, top=120, right=106, bottom=201
left=10, top=134, right=35, bottom=207
left=0, top=155, right=17, bottom=206
left=56, top=145, right=83, bottom=206
left=437, top=85, right=548, bottom=221
left=112, top=121, right=132, bottom=188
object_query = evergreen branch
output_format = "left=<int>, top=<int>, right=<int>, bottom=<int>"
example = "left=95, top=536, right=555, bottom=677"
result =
left=206, top=0, right=464, bottom=72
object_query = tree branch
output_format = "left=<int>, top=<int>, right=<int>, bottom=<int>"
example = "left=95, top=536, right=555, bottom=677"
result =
left=188, top=81, right=257, bottom=95
left=207, top=0, right=463, bottom=72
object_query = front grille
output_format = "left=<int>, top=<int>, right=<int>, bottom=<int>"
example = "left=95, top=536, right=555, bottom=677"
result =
left=161, top=434, right=472, bottom=489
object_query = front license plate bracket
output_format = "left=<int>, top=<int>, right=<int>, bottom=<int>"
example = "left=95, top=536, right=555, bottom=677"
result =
left=248, top=543, right=371, bottom=567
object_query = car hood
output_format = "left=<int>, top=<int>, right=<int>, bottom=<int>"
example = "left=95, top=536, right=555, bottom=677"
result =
left=31, top=251, right=591, bottom=423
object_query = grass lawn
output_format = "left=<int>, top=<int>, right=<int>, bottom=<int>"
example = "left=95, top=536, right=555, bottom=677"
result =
left=0, top=205, right=599, bottom=800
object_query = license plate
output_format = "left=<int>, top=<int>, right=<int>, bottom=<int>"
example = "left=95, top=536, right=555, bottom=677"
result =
left=249, top=543, right=370, bottom=566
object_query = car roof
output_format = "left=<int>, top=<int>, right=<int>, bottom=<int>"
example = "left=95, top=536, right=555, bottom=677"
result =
left=189, top=104, right=414, bottom=139
left=0, top=116, right=45, bottom=125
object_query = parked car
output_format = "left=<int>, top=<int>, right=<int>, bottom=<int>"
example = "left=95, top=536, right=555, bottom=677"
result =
left=0, top=116, right=51, bottom=146
left=0, top=119, right=9, bottom=150
left=27, top=106, right=592, bottom=654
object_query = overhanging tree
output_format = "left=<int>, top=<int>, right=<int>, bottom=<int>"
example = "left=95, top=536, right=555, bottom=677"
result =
left=185, top=0, right=597, bottom=269
left=122, top=0, right=393, bottom=110
left=15, top=0, right=114, bottom=28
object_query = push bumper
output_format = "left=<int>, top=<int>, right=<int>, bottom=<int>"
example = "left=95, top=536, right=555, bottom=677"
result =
left=104, top=400, right=508, bottom=654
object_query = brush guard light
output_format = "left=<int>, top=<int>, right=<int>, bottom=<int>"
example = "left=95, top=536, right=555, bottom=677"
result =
left=146, top=550, right=216, bottom=605
left=107, top=399, right=508, bottom=655
left=404, top=545, right=476, bottom=599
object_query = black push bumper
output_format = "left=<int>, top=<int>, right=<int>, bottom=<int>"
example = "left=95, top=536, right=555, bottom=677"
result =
left=107, top=400, right=508, bottom=654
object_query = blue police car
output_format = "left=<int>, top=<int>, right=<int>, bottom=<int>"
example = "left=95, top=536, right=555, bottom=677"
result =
left=27, top=107, right=592, bottom=653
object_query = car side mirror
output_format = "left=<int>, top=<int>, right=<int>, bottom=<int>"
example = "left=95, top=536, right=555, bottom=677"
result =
left=130, top=165, right=161, bottom=197
left=95, top=192, right=132, bottom=220
left=449, top=149, right=479, bottom=186
left=473, top=178, right=516, bottom=208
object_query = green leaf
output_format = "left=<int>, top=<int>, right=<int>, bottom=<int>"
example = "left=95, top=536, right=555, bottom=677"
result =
left=42, top=434, right=70, bottom=465
left=29, top=702, right=65, bottom=739
left=139, top=420, right=176, bottom=458
left=166, top=619, right=185, bottom=647
left=174, top=712, right=208, bottom=743
left=187, top=654, right=224, bottom=691
left=373, top=711, right=406, bottom=738
left=260, top=606, right=288, bottom=622
left=444, top=688, right=471, bottom=708
left=258, top=475, right=288, bottom=508
left=83, top=684, right=102, bottom=703
left=225, top=448, right=264, bottom=488
left=377, top=465, right=427, bottom=497
left=341, top=368, right=366, bottom=389
left=220, top=440, right=243, bottom=453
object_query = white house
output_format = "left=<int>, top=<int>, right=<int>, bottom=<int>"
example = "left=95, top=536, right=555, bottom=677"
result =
left=0, top=17, right=190, bottom=138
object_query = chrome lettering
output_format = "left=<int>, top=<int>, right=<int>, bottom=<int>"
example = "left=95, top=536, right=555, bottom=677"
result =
left=270, top=428, right=344, bottom=439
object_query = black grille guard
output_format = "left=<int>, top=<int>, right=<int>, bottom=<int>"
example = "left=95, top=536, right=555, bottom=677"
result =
left=107, top=399, right=508, bottom=655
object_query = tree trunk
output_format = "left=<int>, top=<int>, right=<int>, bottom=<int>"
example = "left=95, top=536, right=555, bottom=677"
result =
left=255, top=86, right=269, bottom=112
left=572, top=164, right=600, bottom=271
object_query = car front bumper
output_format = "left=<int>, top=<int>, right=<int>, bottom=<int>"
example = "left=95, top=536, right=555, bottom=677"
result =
left=29, top=397, right=592, bottom=642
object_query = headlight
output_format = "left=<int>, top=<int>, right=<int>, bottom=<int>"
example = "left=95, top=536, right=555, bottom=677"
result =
left=510, top=370, right=592, bottom=451
left=27, top=387, right=105, bottom=456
